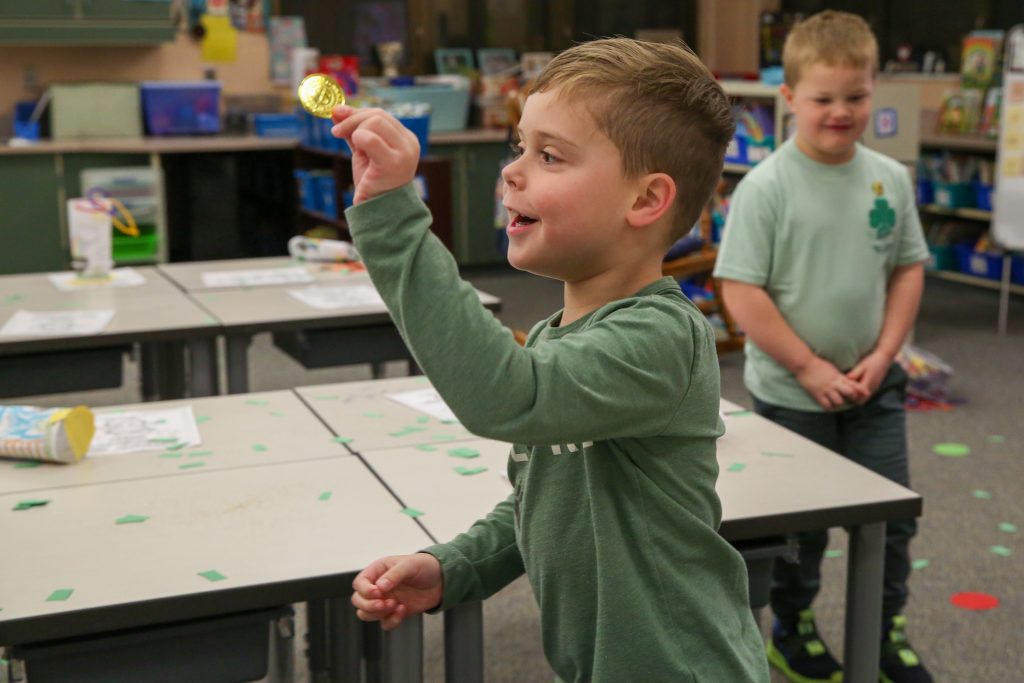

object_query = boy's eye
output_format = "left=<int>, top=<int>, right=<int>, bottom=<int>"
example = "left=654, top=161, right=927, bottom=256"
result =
left=509, top=142, right=524, bottom=158
left=541, top=151, right=556, bottom=163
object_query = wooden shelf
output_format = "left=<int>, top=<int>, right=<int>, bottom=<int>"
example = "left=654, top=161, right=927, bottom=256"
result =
left=927, top=269, right=1024, bottom=295
left=918, top=204, right=992, bottom=221
left=919, top=133, right=997, bottom=154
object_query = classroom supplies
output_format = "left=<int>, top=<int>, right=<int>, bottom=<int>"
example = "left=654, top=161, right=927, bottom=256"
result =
left=287, top=235, right=360, bottom=263
left=298, top=74, right=345, bottom=119
left=67, top=198, right=115, bottom=278
left=0, top=405, right=95, bottom=464
left=89, top=406, right=201, bottom=457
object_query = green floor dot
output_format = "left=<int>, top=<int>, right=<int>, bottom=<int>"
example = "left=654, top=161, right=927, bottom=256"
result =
left=998, top=522, right=1018, bottom=533
left=933, top=443, right=970, bottom=457
left=973, top=489, right=993, bottom=500
left=824, top=549, right=844, bottom=559
left=990, top=545, right=1012, bottom=557
left=912, top=559, right=930, bottom=570
left=987, top=435, right=1006, bottom=444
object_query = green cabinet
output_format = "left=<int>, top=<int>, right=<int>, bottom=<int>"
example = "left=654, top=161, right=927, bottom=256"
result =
left=0, top=155, right=65, bottom=274
left=0, top=0, right=176, bottom=45
left=432, top=141, right=510, bottom=266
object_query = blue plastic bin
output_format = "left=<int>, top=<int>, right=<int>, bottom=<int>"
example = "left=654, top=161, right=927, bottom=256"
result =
left=316, top=174, right=338, bottom=218
left=973, top=182, right=993, bottom=212
left=954, top=244, right=1004, bottom=280
left=916, top=178, right=934, bottom=205
left=933, top=182, right=974, bottom=209
left=370, top=85, right=469, bottom=132
left=253, top=113, right=300, bottom=138
left=398, top=115, right=430, bottom=157
left=141, top=81, right=221, bottom=135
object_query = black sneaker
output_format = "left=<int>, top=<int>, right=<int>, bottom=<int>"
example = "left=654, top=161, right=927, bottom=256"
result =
left=766, top=609, right=843, bottom=683
left=880, top=616, right=932, bottom=683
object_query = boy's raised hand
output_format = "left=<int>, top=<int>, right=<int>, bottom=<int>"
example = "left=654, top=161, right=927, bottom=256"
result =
left=331, top=106, right=420, bottom=206
left=796, top=355, right=870, bottom=411
left=350, top=553, right=443, bottom=631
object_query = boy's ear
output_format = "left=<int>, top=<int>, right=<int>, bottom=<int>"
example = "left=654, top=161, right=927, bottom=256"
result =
left=780, top=83, right=795, bottom=111
left=627, top=173, right=676, bottom=228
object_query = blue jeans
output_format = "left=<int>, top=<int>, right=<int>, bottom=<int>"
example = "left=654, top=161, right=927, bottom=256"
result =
left=752, top=363, right=917, bottom=627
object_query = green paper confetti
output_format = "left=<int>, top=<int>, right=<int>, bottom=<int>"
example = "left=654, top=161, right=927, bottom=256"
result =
left=415, top=444, right=438, bottom=452
left=318, top=491, right=332, bottom=501
left=416, top=416, right=430, bottom=424
left=400, top=507, right=424, bottom=518
left=362, top=412, right=384, bottom=419
left=251, top=444, right=268, bottom=453
left=13, top=499, right=49, bottom=511
left=430, top=434, right=457, bottom=441
left=187, top=451, right=212, bottom=458
left=116, top=514, right=149, bottom=525
left=761, top=451, right=794, bottom=458
left=998, top=522, right=1018, bottom=533
left=196, top=415, right=212, bottom=424
left=988, top=435, right=1006, bottom=444
left=245, top=400, right=269, bottom=407
left=198, top=570, right=227, bottom=582
left=179, top=462, right=205, bottom=470
left=449, top=447, right=480, bottom=459
left=14, top=460, right=42, bottom=468
left=455, top=466, right=488, bottom=476
left=270, top=411, right=285, bottom=417
left=726, top=410, right=754, bottom=417
left=332, top=436, right=353, bottom=444
left=972, top=489, right=993, bottom=499
left=824, top=549, right=844, bottom=559
left=159, top=452, right=183, bottom=459
left=912, top=559, right=930, bottom=570
left=389, top=426, right=427, bottom=437
left=727, top=463, right=747, bottom=472
left=990, top=545, right=1012, bottom=557
left=163, top=442, right=188, bottom=451
left=933, top=443, right=970, bottom=457
left=46, top=589, right=73, bottom=602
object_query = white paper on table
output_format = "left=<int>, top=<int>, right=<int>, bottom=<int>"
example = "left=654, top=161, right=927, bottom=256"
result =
left=0, top=309, right=115, bottom=338
left=287, top=285, right=384, bottom=310
left=48, top=268, right=146, bottom=291
left=386, top=388, right=458, bottom=422
left=88, top=406, right=202, bottom=456
left=200, top=267, right=314, bottom=288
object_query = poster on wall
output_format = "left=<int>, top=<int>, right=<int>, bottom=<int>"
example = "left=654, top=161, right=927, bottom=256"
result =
left=992, top=25, right=1024, bottom=249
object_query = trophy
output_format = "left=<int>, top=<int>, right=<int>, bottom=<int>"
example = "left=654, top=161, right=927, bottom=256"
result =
left=376, top=41, right=403, bottom=79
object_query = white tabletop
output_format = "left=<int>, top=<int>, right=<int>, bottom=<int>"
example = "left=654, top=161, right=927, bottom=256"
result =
left=0, top=456, right=432, bottom=643
left=0, top=267, right=217, bottom=353
left=158, top=257, right=365, bottom=293
left=296, top=377, right=477, bottom=452
left=0, top=391, right=351, bottom=496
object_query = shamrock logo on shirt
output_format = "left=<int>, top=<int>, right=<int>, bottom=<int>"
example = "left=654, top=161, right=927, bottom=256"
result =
left=869, top=181, right=895, bottom=240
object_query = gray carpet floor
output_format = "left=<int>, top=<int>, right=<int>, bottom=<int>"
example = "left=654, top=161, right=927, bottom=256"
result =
left=11, top=268, right=1022, bottom=682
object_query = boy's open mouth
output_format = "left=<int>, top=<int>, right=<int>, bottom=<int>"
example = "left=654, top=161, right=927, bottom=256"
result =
left=511, top=213, right=538, bottom=227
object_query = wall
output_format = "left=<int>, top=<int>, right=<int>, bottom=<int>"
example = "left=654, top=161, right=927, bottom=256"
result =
left=0, top=31, right=285, bottom=127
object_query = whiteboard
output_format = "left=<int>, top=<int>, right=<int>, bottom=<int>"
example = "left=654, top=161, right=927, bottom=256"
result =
left=992, top=26, right=1024, bottom=249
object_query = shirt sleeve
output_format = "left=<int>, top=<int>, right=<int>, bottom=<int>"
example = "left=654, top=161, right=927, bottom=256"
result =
left=345, top=184, right=698, bottom=446
left=893, top=167, right=930, bottom=267
left=423, top=495, right=523, bottom=610
left=712, top=175, right=778, bottom=286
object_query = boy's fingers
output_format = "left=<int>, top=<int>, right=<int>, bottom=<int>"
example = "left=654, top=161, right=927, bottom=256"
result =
left=352, top=574, right=383, bottom=598
left=331, top=108, right=394, bottom=141
left=351, top=592, right=396, bottom=613
left=330, top=104, right=356, bottom=124
left=381, top=604, right=407, bottom=631
left=376, top=559, right=419, bottom=593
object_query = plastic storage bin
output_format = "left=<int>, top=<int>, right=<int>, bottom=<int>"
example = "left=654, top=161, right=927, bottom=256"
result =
left=1012, top=255, right=1024, bottom=285
left=369, top=84, right=470, bottom=132
left=973, top=181, right=994, bottom=211
left=916, top=178, right=934, bottom=205
left=954, top=244, right=1005, bottom=280
left=927, top=244, right=957, bottom=271
left=252, top=113, right=300, bottom=138
left=932, top=182, right=974, bottom=209
left=141, top=81, right=222, bottom=135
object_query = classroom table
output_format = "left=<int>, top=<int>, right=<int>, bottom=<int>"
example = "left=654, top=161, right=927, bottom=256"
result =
left=0, top=391, right=432, bottom=683
left=301, top=378, right=922, bottom=683
left=0, top=267, right=220, bottom=399
left=159, top=257, right=502, bottom=394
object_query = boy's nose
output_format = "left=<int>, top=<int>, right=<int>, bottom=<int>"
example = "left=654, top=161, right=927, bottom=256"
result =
left=501, top=156, right=524, bottom=189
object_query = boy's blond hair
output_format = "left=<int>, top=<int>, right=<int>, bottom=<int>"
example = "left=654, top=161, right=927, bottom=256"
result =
left=532, top=37, right=734, bottom=243
left=783, top=11, right=879, bottom=88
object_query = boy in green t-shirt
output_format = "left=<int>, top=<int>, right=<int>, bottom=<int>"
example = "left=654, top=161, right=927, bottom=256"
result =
left=333, top=38, right=769, bottom=682
left=714, top=11, right=931, bottom=683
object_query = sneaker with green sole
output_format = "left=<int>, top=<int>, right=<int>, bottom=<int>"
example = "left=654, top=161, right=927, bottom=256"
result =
left=879, top=616, right=932, bottom=683
left=766, top=609, right=843, bottom=683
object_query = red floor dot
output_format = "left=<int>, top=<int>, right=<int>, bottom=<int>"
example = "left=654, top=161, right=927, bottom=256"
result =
left=950, top=592, right=999, bottom=611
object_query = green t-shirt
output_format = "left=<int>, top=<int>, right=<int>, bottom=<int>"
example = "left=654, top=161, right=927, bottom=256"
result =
left=346, top=185, right=769, bottom=683
left=713, top=140, right=929, bottom=412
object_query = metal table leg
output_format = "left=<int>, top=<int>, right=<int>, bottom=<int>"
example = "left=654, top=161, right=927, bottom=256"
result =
left=327, top=597, right=362, bottom=683
left=382, top=614, right=423, bottom=683
left=843, top=521, right=886, bottom=683
left=226, top=333, right=252, bottom=394
left=445, top=601, right=483, bottom=683
left=306, top=600, right=330, bottom=681
left=187, top=338, right=218, bottom=396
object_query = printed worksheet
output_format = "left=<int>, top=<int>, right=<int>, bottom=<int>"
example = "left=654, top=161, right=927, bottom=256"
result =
left=200, top=267, right=314, bottom=288
left=386, top=388, right=458, bottom=422
left=287, top=285, right=384, bottom=310
left=0, top=309, right=115, bottom=338
left=48, top=268, right=146, bottom=291
left=88, top=406, right=202, bottom=456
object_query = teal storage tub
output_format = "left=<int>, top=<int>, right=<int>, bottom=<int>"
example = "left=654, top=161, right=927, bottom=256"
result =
left=369, top=85, right=470, bottom=132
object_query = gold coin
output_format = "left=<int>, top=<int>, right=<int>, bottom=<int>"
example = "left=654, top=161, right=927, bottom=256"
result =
left=298, top=74, right=346, bottom=119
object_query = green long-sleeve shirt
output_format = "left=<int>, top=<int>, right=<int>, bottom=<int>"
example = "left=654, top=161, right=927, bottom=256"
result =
left=347, top=184, right=769, bottom=683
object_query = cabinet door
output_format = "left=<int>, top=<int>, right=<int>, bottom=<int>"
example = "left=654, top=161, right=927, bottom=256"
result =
left=80, top=0, right=172, bottom=21
left=0, top=155, right=66, bottom=275
left=0, top=1, right=74, bottom=20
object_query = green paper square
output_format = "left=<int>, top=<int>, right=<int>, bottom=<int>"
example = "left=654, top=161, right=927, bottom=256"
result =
left=179, top=462, right=205, bottom=470
left=46, top=589, right=74, bottom=602
left=13, top=499, right=49, bottom=511
left=198, top=570, right=227, bottom=582
left=911, top=559, right=930, bottom=570
left=998, top=522, right=1018, bottom=533
left=270, top=411, right=285, bottom=417
left=726, top=410, right=753, bottom=417
left=990, top=545, right=1012, bottom=557
left=448, top=447, right=480, bottom=459
left=116, top=514, right=149, bottom=525
left=164, top=442, right=188, bottom=451
left=14, top=461, right=42, bottom=468
left=318, top=491, right=332, bottom=501
left=416, top=416, right=430, bottom=424
left=400, top=507, right=424, bottom=518
left=933, top=443, right=970, bottom=457
left=727, top=463, right=747, bottom=472
left=251, top=444, right=268, bottom=453
left=196, top=415, right=212, bottom=424
left=824, top=549, right=844, bottom=559
left=431, top=434, right=457, bottom=441
left=415, top=444, right=437, bottom=452
left=972, top=489, right=993, bottom=500
left=454, top=466, right=488, bottom=476
left=988, top=435, right=1006, bottom=444
left=332, top=436, right=353, bottom=444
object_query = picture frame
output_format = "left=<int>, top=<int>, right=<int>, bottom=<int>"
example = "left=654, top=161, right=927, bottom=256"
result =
left=435, top=48, right=475, bottom=75
left=477, top=48, right=518, bottom=76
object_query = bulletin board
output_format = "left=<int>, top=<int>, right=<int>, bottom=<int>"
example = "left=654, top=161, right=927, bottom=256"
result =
left=992, top=25, right=1024, bottom=249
